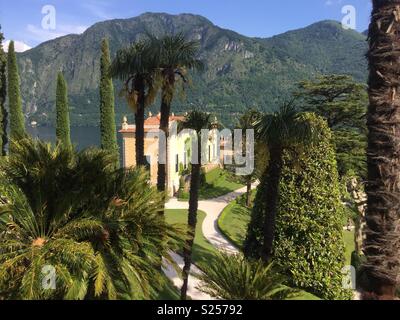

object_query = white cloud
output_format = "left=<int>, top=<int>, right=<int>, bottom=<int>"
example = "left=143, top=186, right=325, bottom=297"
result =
left=2, top=40, right=32, bottom=53
left=81, top=1, right=116, bottom=20
left=25, top=23, right=88, bottom=43
left=325, top=0, right=343, bottom=6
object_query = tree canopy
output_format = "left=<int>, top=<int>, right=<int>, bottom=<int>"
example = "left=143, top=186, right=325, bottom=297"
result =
left=295, top=74, right=367, bottom=178
left=0, top=27, right=7, bottom=155
left=0, top=138, right=184, bottom=299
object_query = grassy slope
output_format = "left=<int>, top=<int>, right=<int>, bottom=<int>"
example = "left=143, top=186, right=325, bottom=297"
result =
left=165, top=209, right=218, bottom=266
left=156, top=209, right=218, bottom=300
left=218, top=194, right=253, bottom=249
left=179, top=168, right=244, bottom=201
left=343, top=230, right=356, bottom=266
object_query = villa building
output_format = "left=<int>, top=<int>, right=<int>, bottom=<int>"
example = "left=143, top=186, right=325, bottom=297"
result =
left=119, top=113, right=223, bottom=196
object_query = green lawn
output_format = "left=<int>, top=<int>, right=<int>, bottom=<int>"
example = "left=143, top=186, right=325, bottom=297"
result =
left=218, top=194, right=253, bottom=249
left=343, top=230, right=356, bottom=266
left=179, top=168, right=244, bottom=200
left=156, top=210, right=218, bottom=300
left=165, top=209, right=218, bottom=266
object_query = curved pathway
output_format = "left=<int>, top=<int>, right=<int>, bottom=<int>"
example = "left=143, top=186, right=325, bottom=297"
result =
left=162, top=184, right=258, bottom=300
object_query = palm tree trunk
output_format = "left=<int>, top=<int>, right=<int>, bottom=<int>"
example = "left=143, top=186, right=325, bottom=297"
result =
left=363, top=0, right=400, bottom=299
left=243, top=169, right=269, bottom=259
left=261, top=146, right=283, bottom=263
left=157, top=86, right=172, bottom=193
left=135, top=81, right=146, bottom=167
left=246, top=178, right=252, bottom=207
left=181, top=141, right=201, bottom=300
left=0, top=60, right=7, bottom=156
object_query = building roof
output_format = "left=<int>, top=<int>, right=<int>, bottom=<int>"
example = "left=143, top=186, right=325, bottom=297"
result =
left=119, top=115, right=186, bottom=133
left=144, top=115, right=185, bottom=126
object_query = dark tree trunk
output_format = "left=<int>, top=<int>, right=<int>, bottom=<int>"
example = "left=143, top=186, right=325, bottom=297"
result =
left=364, top=0, right=400, bottom=299
left=246, top=178, right=252, bottom=208
left=0, top=57, right=7, bottom=156
left=157, top=75, right=174, bottom=194
left=261, top=146, right=283, bottom=263
left=135, top=79, right=146, bottom=167
left=181, top=140, right=201, bottom=300
left=243, top=169, right=269, bottom=259
left=157, top=95, right=171, bottom=193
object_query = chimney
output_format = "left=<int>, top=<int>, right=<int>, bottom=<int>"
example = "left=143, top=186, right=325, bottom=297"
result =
left=122, top=116, right=128, bottom=130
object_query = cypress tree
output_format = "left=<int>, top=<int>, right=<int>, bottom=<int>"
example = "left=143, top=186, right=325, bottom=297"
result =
left=7, top=41, right=25, bottom=141
left=99, top=39, right=118, bottom=155
left=0, top=28, right=7, bottom=155
left=55, top=72, right=71, bottom=148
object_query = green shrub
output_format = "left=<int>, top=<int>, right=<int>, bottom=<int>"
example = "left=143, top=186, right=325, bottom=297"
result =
left=200, top=167, right=207, bottom=185
left=351, top=251, right=368, bottom=290
left=179, top=163, right=185, bottom=176
left=275, top=114, right=351, bottom=300
left=245, top=114, right=351, bottom=300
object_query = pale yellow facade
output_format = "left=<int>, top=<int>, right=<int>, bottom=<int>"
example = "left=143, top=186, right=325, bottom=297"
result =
left=120, top=114, right=221, bottom=196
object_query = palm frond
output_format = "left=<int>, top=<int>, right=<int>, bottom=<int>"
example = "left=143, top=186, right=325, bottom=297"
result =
left=196, top=251, right=292, bottom=300
left=255, top=101, right=316, bottom=148
left=178, top=110, right=213, bottom=133
left=0, top=138, right=185, bottom=300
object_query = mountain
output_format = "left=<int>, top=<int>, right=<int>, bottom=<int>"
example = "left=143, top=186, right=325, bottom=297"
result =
left=16, top=13, right=368, bottom=127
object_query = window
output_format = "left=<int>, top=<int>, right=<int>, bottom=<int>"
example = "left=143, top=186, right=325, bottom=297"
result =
left=213, top=143, right=215, bottom=160
left=175, top=154, right=179, bottom=173
left=184, top=151, right=187, bottom=168
left=208, top=145, right=211, bottom=162
left=144, top=155, right=151, bottom=173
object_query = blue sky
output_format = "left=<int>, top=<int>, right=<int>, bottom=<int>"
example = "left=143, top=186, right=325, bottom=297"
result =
left=0, top=0, right=372, bottom=51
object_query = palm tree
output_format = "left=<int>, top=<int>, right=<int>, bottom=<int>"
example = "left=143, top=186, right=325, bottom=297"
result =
left=152, top=34, right=203, bottom=193
left=363, top=0, right=400, bottom=300
left=0, top=138, right=184, bottom=299
left=236, top=109, right=267, bottom=207
left=245, top=102, right=313, bottom=263
left=196, top=251, right=291, bottom=300
left=110, top=39, right=159, bottom=167
left=0, top=140, right=97, bottom=299
left=178, top=111, right=212, bottom=300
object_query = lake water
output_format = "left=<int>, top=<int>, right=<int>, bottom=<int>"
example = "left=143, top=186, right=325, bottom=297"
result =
left=26, top=126, right=123, bottom=151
